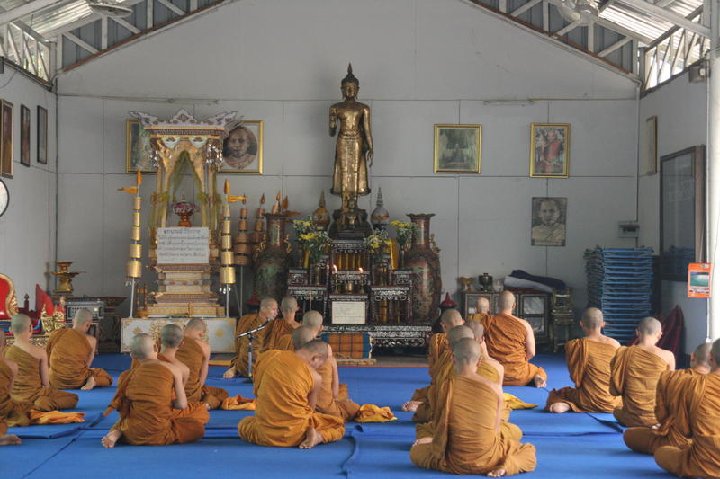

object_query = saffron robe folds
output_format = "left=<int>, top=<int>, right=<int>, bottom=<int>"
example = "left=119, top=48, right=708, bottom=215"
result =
left=47, top=328, right=112, bottom=389
left=483, top=314, right=547, bottom=386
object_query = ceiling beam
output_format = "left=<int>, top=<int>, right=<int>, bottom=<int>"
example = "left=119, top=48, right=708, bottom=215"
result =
left=0, top=0, right=74, bottom=26
left=616, top=0, right=710, bottom=37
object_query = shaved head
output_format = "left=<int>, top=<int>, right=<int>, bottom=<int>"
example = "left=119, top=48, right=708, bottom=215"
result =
left=637, top=316, right=661, bottom=336
left=447, top=325, right=474, bottom=346
left=185, top=318, right=207, bottom=332
left=160, top=323, right=183, bottom=348
left=302, top=310, right=323, bottom=330
left=499, top=291, right=515, bottom=310
left=10, top=314, right=31, bottom=335
left=73, top=308, right=93, bottom=327
left=299, top=339, right=329, bottom=358
left=467, top=321, right=485, bottom=342
left=712, top=339, right=720, bottom=367
left=453, top=338, right=482, bottom=365
left=260, top=297, right=277, bottom=310
left=581, top=307, right=604, bottom=330
left=693, top=342, right=713, bottom=367
left=281, top=296, right=298, bottom=314
left=440, top=309, right=464, bottom=328
left=476, top=297, right=490, bottom=314
left=292, top=325, right=319, bottom=349
left=130, top=333, right=155, bottom=359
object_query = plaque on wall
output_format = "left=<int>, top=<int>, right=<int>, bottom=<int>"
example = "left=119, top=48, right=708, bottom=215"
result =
left=157, top=227, right=210, bottom=264
left=331, top=301, right=366, bottom=325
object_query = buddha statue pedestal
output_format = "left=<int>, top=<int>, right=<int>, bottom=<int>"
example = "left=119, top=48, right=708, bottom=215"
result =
left=329, top=207, right=373, bottom=240
left=146, top=264, right=224, bottom=317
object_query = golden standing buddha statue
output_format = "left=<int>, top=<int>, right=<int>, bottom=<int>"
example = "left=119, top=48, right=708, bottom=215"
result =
left=328, top=64, right=374, bottom=238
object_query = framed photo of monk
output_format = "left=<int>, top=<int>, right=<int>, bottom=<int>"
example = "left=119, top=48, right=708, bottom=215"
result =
left=20, top=105, right=30, bottom=167
left=125, top=119, right=155, bottom=173
left=433, top=124, right=481, bottom=174
left=0, top=101, right=13, bottom=179
left=531, top=197, right=567, bottom=247
left=220, top=120, right=263, bottom=174
left=530, top=123, right=570, bottom=178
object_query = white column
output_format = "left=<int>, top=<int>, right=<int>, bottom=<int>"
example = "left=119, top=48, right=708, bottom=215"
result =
left=707, top=0, right=720, bottom=340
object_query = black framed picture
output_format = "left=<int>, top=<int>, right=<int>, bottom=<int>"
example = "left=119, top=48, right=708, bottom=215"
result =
left=20, top=105, right=30, bottom=167
left=37, top=106, right=47, bottom=165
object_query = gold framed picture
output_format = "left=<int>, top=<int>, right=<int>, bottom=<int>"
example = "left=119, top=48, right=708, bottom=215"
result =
left=530, top=123, right=570, bottom=178
left=125, top=119, right=154, bottom=173
left=221, top=120, right=264, bottom=174
left=1, top=101, right=13, bottom=179
left=433, top=124, right=481, bottom=174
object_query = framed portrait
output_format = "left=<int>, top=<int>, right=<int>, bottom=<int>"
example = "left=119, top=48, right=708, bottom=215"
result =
left=530, top=123, right=570, bottom=178
left=20, top=105, right=30, bottom=167
left=1, top=101, right=13, bottom=179
left=37, top=106, right=47, bottom=165
left=433, top=124, right=481, bottom=173
left=641, top=116, right=658, bottom=176
left=125, top=119, right=155, bottom=173
left=221, top=120, right=263, bottom=174
left=531, top=197, right=567, bottom=246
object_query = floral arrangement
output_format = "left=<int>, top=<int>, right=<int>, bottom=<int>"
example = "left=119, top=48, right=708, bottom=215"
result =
left=390, top=220, right=417, bottom=249
left=364, top=228, right=391, bottom=257
left=172, top=200, right=197, bottom=216
left=293, top=218, right=330, bottom=263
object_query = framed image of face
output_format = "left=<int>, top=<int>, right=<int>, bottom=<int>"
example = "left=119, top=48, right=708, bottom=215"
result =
left=1, top=101, right=13, bottom=179
left=126, top=119, right=155, bottom=173
left=530, top=123, right=570, bottom=178
left=20, top=105, right=30, bottom=167
left=221, top=120, right=263, bottom=174
left=37, top=106, right=47, bottom=165
left=434, top=124, right=481, bottom=174
left=531, top=197, right=567, bottom=246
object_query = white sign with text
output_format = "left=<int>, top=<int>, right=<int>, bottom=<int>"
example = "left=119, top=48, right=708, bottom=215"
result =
left=157, top=227, right=210, bottom=264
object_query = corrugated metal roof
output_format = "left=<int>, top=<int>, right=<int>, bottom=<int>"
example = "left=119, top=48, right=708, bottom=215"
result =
left=599, top=0, right=703, bottom=44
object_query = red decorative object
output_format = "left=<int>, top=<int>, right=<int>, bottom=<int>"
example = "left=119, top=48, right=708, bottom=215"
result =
left=440, top=292, right=456, bottom=310
left=173, top=200, right=197, bottom=227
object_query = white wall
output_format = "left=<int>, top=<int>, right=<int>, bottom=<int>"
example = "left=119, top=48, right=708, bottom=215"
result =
left=0, top=65, right=57, bottom=300
left=56, top=0, right=639, bottom=314
left=638, top=72, right=708, bottom=352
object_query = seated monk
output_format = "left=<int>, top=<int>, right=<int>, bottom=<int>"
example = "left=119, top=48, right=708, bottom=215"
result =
left=102, top=333, right=209, bottom=448
left=610, top=316, right=675, bottom=427
left=156, top=324, right=190, bottom=384
left=46, top=308, right=112, bottom=391
left=223, top=297, right=278, bottom=378
left=483, top=291, right=546, bottom=387
left=176, top=318, right=228, bottom=410
left=261, top=296, right=300, bottom=352
left=545, top=307, right=622, bottom=413
left=624, top=341, right=711, bottom=454
left=654, top=339, right=720, bottom=478
left=0, top=334, right=24, bottom=446
left=467, top=296, right=491, bottom=324
left=403, top=309, right=464, bottom=412
left=292, top=324, right=360, bottom=422
left=410, top=338, right=536, bottom=476
left=4, top=315, right=78, bottom=411
left=237, top=340, right=345, bottom=448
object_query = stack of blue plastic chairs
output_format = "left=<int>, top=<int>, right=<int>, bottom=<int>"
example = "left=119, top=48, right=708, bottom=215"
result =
left=585, top=247, right=653, bottom=344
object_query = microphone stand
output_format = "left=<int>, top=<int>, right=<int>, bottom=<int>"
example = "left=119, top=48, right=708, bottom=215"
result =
left=236, top=318, right=271, bottom=381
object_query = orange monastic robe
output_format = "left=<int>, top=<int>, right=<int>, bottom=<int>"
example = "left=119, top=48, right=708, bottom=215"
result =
left=410, top=376, right=536, bottom=476
left=610, top=346, right=671, bottom=427
left=176, top=338, right=228, bottom=410
left=107, top=361, right=209, bottom=445
left=624, top=368, right=704, bottom=454
left=655, top=373, right=720, bottom=478
left=414, top=348, right=454, bottom=424
left=545, top=338, right=621, bottom=412
left=237, top=350, right=344, bottom=447
left=4, top=345, right=78, bottom=411
left=230, top=313, right=266, bottom=377
left=467, top=313, right=490, bottom=324
left=483, top=314, right=547, bottom=386
left=261, top=319, right=297, bottom=352
left=315, top=358, right=360, bottom=421
left=410, top=333, right=449, bottom=403
left=46, top=328, right=112, bottom=389
left=0, top=357, right=30, bottom=427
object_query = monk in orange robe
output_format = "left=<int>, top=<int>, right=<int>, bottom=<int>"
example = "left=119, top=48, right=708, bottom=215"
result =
left=261, top=296, right=300, bottom=352
left=46, top=308, right=112, bottom=390
left=609, top=316, right=675, bottom=427
left=624, top=341, right=711, bottom=454
left=292, top=325, right=360, bottom=421
left=483, top=291, right=546, bottom=387
left=403, top=309, right=464, bottom=412
left=176, top=318, right=228, bottom=410
left=237, top=341, right=345, bottom=448
left=545, top=307, right=622, bottom=413
left=655, top=339, right=720, bottom=478
left=467, top=296, right=491, bottom=324
left=5, top=315, right=78, bottom=411
left=101, top=333, right=209, bottom=448
left=0, top=334, right=23, bottom=446
left=223, top=297, right=278, bottom=378
left=410, top=338, right=536, bottom=476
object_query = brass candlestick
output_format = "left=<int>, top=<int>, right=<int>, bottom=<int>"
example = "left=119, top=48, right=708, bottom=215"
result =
left=52, top=261, right=82, bottom=295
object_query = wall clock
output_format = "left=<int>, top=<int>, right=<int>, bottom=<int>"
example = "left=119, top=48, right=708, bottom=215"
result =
left=0, top=178, right=8, bottom=217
